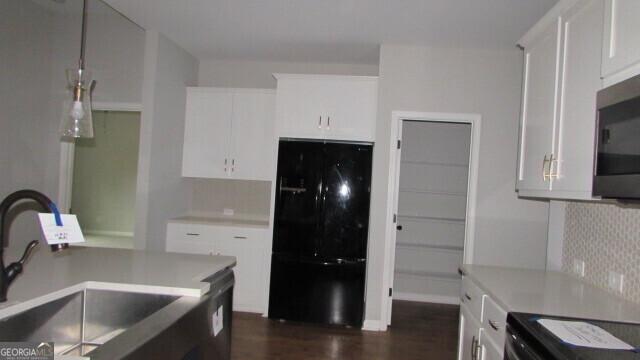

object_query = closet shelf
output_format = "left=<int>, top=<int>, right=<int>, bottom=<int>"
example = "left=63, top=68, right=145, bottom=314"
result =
left=396, top=242, right=464, bottom=252
left=401, top=160, right=469, bottom=168
left=399, top=188, right=467, bottom=197
left=397, top=214, right=466, bottom=223
left=395, top=269, right=462, bottom=280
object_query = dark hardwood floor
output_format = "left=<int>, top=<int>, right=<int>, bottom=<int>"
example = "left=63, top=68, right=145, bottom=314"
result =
left=231, top=301, right=460, bottom=360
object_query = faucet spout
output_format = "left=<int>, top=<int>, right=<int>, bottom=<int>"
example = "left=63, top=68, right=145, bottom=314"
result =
left=0, top=190, right=69, bottom=302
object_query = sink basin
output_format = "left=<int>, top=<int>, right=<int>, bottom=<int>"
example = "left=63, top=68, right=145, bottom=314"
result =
left=0, top=289, right=179, bottom=356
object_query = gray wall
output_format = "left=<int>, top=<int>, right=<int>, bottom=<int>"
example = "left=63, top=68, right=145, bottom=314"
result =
left=0, top=0, right=144, bottom=257
left=365, top=44, right=550, bottom=323
left=198, top=59, right=379, bottom=89
left=134, top=31, right=198, bottom=250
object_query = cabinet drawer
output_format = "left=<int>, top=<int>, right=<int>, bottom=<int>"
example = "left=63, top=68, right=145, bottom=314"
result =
left=166, top=223, right=216, bottom=254
left=482, top=295, right=507, bottom=348
left=224, top=227, right=266, bottom=242
left=460, top=277, right=484, bottom=320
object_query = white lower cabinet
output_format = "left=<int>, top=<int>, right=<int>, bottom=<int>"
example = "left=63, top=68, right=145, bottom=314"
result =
left=479, top=329, right=503, bottom=360
left=166, top=221, right=268, bottom=313
left=458, top=304, right=482, bottom=360
left=458, top=276, right=507, bottom=360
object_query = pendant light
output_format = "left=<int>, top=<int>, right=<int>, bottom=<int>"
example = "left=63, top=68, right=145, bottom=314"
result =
left=59, top=0, right=94, bottom=139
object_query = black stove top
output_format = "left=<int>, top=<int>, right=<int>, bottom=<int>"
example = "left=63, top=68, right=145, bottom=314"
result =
left=507, top=313, right=640, bottom=360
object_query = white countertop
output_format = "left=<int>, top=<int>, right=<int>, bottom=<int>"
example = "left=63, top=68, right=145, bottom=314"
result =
left=170, top=215, right=269, bottom=228
left=462, top=265, right=640, bottom=324
left=0, top=246, right=235, bottom=318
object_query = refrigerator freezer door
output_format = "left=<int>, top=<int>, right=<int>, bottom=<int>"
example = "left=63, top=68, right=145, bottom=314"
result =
left=272, top=141, right=324, bottom=257
left=268, top=254, right=365, bottom=327
left=318, top=143, right=372, bottom=260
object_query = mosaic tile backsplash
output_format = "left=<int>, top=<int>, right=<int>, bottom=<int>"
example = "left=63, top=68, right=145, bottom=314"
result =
left=562, top=201, right=640, bottom=304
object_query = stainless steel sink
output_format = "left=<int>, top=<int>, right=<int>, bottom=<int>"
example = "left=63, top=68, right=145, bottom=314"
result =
left=0, top=289, right=179, bottom=357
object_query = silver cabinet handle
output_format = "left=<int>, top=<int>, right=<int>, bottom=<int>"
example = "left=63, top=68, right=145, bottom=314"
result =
left=233, top=236, right=247, bottom=239
left=488, top=320, right=500, bottom=331
left=224, top=158, right=228, bottom=172
left=542, top=154, right=550, bottom=181
left=548, top=153, right=559, bottom=180
left=327, top=116, right=331, bottom=129
left=186, top=233, right=200, bottom=236
left=318, top=116, right=322, bottom=129
left=465, top=293, right=472, bottom=301
left=471, top=336, right=478, bottom=360
left=231, top=158, right=235, bottom=172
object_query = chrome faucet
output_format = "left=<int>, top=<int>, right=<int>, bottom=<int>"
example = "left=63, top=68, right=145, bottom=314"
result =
left=0, top=190, right=69, bottom=302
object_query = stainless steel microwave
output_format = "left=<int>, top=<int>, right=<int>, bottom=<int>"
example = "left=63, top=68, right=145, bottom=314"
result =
left=594, top=74, right=640, bottom=199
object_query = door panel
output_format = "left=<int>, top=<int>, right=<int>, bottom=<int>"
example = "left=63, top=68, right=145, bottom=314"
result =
left=324, top=79, right=377, bottom=141
left=602, top=0, right=640, bottom=78
left=518, top=19, right=561, bottom=192
left=268, top=254, right=365, bottom=326
left=182, top=89, right=232, bottom=178
left=276, top=79, right=327, bottom=139
left=230, top=92, right=276, bottom=181
left=318, top=143, right=373, bottom=260
left=272, top=141, right=323, bottom=257
left=553, top=0, right=603, bottom=196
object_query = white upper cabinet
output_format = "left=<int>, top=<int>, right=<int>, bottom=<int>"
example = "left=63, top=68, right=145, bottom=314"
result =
left=230, top=92, right=276, bottom=181
left=553, top=0, right=603, bottom=197
left=182, top=88, right=233, bottom=179
left=274, top=74, right=378, bottom=142
left=182, top=88, right=276, bottom=181
left=517, top=18, right=562, bottom=194
left=517, top=0, right=604, bottom=200
left=602, top=0, right=640, bottom=81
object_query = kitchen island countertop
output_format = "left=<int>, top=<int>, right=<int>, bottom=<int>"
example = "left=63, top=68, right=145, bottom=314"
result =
left=0, top=246, right=235, bottom=317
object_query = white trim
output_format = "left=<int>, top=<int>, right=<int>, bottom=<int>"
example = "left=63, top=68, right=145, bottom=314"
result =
left=84, top=230, right=135, bottom=237
left=394, top=292, right=460, bottom=305
left=380, top=111, right=482, bottom=331
left=186, top=87, right=275, bottom=95
left=272, top=73, right=378, bottom=82
left=362, top=319, right=383, bottom=331
left=93, top=102, right=143, bottom=112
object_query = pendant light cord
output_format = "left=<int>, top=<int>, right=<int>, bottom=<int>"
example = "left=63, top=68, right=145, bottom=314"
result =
left=79, top=0, right=88, bottom=70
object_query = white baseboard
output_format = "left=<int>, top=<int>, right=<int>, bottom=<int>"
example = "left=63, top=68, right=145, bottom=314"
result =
left=394, top=292, right=460, bottom=305
left=232, top=304, right=264, bottom=314
left=362, top=319, right=384, bottom=331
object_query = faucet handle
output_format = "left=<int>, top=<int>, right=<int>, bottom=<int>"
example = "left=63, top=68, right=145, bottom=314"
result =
left=6, top=240, right=39, bottom=284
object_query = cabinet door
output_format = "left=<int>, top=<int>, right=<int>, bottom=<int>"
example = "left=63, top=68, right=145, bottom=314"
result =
left=602, top=0, right=640, bottom=79
left=182, top=89, right=232, bottom=178
left=479, top=329, right=503, bottom=360
left=552, top=0, right=603, bottom=198
left=324, top=78, right=377, bottom=142
left=215, top=228, right=266, bottom=313
left=275, top=78, right=327, bottom=139
left=230, top=92, right=276, bottom=181
left=458, top=304, right=481, bottom=360
left=517, top=18, right=562, bottom=193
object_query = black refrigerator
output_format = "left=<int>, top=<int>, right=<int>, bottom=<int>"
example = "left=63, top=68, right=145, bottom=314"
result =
left=268, top=139, right=373, bottom=327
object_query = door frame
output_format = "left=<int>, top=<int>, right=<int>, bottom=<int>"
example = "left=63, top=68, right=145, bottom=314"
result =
left=380, top=111, right=482, bottom=329
left=57, top=102, right=143, bottom=211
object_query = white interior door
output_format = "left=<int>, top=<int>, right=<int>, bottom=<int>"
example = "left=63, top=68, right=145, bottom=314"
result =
left=386, top=119, right=403, bottom=326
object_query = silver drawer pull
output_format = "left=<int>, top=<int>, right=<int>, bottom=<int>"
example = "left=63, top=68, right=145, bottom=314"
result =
left=465, top=293, right=472, bottom=301
left=186, top=233, right=200, bottom=236
left=233, top=236, right=248, bottom=239
left=488, top=320, right=501, bottom=331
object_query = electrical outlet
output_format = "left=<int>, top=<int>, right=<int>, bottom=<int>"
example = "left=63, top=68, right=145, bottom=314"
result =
left=573, top=259, right=585, bottom=277
left=608, top=271, right=624, bottom=294
left=223, top=208, right=234, bottom=216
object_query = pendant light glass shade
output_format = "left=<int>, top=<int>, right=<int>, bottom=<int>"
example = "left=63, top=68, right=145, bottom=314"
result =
left=59, top=68, right=93, bottom=138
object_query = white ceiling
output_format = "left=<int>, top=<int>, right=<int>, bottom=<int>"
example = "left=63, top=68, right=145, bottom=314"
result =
left=102, top=0, right=558, bottom=64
